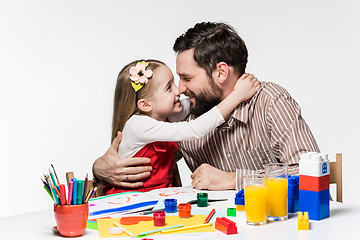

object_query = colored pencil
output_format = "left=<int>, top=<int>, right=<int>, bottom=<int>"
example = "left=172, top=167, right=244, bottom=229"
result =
left=204, top=209, right=216, bottom=223
left=82, top=174, right=88, bottom=204
left=138, top=224, right=184, bottom=236
left=113, top=221, right=134, bottom=237
left=85, top=187, right=97, bottom=203
left=49, top=169, right=58, bottom=188
left=51, top=164, right=61, bottom=186
left=50, top=184, right=60, bottom=205
left=77, top=180, right=83, bottom=205
left=161, top=223, right=213, bottom=234
left=68, top=180, right=73, bottom=205
left=43, top=185, right=54, bottom=200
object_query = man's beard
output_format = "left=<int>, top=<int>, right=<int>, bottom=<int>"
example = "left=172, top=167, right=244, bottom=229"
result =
left=189, top=78, right=223, bottom=117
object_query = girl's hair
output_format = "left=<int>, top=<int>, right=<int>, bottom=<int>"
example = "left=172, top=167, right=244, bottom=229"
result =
left=111, top=59, right=165, bottom=142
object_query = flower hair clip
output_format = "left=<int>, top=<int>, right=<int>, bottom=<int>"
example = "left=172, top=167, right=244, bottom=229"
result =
left=129, top=61, right=153, bottom=92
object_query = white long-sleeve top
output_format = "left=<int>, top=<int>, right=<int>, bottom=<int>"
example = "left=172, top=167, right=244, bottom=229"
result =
left=118, top=99, right=225, bottom=158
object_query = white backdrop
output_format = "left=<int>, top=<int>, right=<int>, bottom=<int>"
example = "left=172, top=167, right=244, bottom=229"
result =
left=1, top=0, right=359, bottom=217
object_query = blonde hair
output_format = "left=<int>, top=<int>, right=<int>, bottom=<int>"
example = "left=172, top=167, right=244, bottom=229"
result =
left=111, top=59, right=165, bottom=142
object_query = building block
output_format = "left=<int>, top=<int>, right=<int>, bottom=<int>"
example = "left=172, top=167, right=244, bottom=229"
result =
left=227, top=208, right=236, bottom=217
left=299, top=174, right=329, bottom=192
left=298, top=212, right=310, bottom=230
left=289, top=199, right=299, bottom=213
left=215, top=217, right=238, bottom=235
left=299, top=152, right=330, bottom=177
left=299, top=189, right=329, bottom=220
left=288, top=175, right=299, bottom=213
left=235, top=189, right=245, bottom=211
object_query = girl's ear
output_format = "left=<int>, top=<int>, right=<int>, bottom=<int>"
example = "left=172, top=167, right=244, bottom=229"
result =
left=213, top=62, right=229, bottom=84
left=137, top=99, right=152, bottom=112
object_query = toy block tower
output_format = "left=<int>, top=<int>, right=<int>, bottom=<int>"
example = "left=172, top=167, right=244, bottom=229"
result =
left=299, top=152, right=330, bottom=220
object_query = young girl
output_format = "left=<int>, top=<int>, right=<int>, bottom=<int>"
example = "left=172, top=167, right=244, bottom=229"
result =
left=104, top=59, right=260, bottom=195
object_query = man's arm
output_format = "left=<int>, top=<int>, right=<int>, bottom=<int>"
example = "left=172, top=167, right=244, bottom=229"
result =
left=92, top=131, right=152, bottom=188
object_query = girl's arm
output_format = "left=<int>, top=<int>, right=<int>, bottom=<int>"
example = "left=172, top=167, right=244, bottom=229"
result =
left=126, top=74, right=260, bottom=144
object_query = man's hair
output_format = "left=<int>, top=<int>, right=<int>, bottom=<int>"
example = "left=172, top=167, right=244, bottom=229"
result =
left=173, top=22, right=248, bottom=77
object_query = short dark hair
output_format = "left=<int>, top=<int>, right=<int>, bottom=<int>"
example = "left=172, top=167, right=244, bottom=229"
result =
left=173, top=22, right=248, bottom=77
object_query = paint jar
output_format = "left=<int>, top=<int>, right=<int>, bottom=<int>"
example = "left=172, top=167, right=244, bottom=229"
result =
left=53, top=203, right=89, bottom=237
left=164, top=199, right=177, bottom=213
left=178, top=203, right=191, bottom=218
left=197, top=193, right=208, bottom=207
left=153, top=211, right=166, bottom=226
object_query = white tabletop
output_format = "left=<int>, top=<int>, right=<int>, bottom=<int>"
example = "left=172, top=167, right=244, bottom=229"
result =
left=1, top=200, right=359, bottom=240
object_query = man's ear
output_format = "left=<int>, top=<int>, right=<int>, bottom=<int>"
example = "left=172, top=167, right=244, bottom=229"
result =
left=137, top=99, right=152, bottom=113
left=213, top=62, right=229, bottom=84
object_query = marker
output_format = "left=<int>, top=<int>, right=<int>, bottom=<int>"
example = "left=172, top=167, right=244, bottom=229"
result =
left=68, top=180, right=73, bottom=205
left=72, top=178, right=77, bottom=205
left=161, top=223, right=213, bottom=234
left=204, top=209, right=216, bottom=223
left=59, top=184, right=67, bottom=205
left=77, top=180, right=83, bottom=205
left=112, top=221, right=134, bottom=237
left=137, top=224, right=184, bottom=237
left=82, top=174, right=88, bottom=204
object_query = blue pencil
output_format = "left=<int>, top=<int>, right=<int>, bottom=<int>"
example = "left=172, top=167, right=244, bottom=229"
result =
left=137, top=224, right=184, bottom=237
left=72, top=178, right=77, bottom=205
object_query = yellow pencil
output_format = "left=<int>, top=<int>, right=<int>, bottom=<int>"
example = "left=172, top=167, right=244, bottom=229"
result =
left=161, top=223, right=213, bottom=234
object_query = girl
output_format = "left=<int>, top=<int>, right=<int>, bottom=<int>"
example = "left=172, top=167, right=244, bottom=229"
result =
left=104, top=59, right=259, bottom=195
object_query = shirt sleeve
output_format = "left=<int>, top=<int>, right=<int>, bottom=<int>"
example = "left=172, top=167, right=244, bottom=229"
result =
left=127, top=106, right=224, bottom=145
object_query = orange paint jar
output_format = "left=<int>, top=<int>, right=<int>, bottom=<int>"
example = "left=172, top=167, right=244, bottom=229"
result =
left=178, top=203, right=191, bottom=218
left=54, top=203, right=89, bottom=237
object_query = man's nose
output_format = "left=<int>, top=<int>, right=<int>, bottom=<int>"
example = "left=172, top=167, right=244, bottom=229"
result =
left=178, top=80, right=187, bottom=94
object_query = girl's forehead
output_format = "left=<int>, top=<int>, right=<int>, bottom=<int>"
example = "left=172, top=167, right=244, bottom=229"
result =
left=153, top=65, right=174, bottom=84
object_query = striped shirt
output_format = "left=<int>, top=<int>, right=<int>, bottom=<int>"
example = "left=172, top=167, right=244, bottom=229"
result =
left=177, top=82, right=320, bottom=190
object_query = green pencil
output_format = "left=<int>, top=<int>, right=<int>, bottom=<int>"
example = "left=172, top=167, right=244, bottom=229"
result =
left=43, top=185, right=54, bottom=200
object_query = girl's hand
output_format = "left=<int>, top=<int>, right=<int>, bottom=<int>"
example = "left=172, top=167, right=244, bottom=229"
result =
left=233, top=73, right=261, bottom=102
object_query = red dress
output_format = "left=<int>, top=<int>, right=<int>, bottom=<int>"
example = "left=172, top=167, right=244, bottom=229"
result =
left=105, top=141, right=178, bottom=195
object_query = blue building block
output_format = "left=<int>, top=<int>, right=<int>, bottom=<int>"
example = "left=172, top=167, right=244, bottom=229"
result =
left=299, top=189, right=329, bottom=220
left=235, top=188, right=245, bottom=205
left=288, top=175, right=299, bottom=213
left=288, top=199, right=299, bottom=213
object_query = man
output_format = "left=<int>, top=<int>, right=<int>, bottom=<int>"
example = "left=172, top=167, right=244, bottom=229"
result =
left=93, top=22, right=319, bottom=191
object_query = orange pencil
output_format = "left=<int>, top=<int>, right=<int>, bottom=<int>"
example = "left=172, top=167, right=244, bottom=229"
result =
left=204, top=209, right=216, bottom=224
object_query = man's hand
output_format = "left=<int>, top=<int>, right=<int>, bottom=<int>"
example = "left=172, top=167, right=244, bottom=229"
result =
left=190, top=164, right=236, bottom=190
left=93, top=131, right=152, bottom=188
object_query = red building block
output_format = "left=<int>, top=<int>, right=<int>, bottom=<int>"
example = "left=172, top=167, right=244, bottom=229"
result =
left=299, top=174, right=329, bottom=192
left=214, top=217, right=237, bottom=235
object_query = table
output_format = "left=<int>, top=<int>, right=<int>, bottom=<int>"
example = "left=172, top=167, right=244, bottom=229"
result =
left=1, top=198, right=359, bottom=240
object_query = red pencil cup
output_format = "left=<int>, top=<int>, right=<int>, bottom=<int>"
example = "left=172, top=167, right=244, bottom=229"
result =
left=54, top=203, right=89, bottom=237
left=178, top=203, right=191, bottom=218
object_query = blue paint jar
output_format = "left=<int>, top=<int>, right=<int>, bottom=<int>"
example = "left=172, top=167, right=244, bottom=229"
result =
left=164, top=199, right=177, bottom=213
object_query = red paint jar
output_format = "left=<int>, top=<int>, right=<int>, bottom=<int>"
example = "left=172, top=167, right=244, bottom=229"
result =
left=178, top=203, right=191, bottom=218
left=153, top=211, right=166, bottom=226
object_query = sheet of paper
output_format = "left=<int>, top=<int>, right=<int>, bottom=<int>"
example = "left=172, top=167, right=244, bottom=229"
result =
left=97, top=215, right=216, bottom=238
left=88, top=191, right=160, bottom=218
